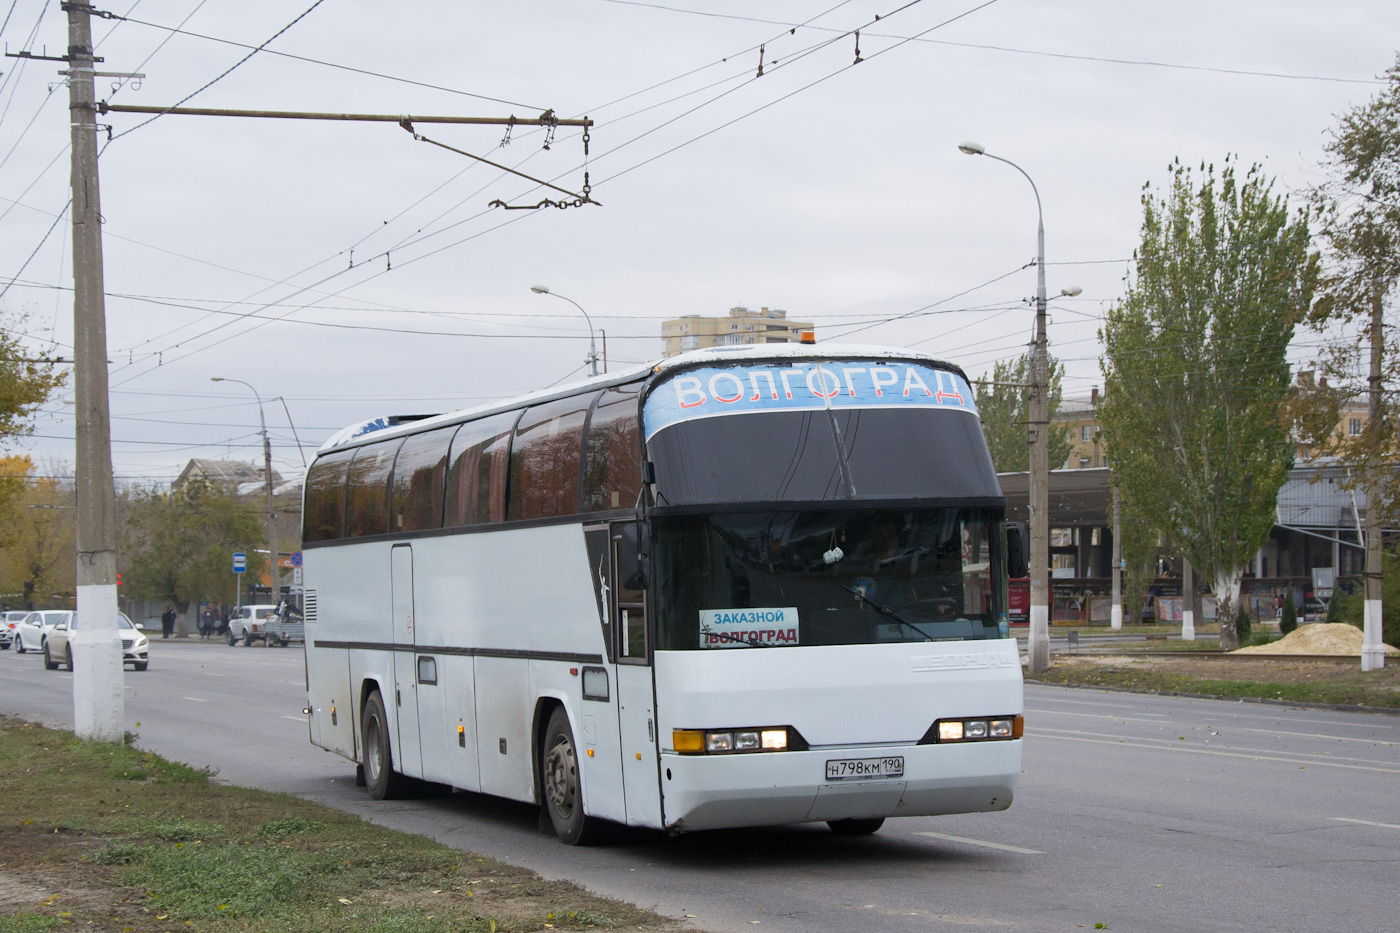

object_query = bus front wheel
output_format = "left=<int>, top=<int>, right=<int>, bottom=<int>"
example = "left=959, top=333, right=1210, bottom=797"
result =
left=827, top=818, right=885, bottom=836
left=542, top=707, right=599, bottom=845
left=361, top=690, right=408, bottom=801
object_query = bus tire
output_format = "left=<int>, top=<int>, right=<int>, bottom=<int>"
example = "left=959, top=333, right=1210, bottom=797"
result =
left=361, top=689, right=408, bottom=801
left=542, top=707, right=599, bottom=845
left=827, top=818, right=884, bottom=836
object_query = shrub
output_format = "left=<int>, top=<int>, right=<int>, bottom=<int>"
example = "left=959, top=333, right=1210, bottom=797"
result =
left=1235, top=605, right=1251, bottom=643
left=1281, top=590, right=1297, bottom=635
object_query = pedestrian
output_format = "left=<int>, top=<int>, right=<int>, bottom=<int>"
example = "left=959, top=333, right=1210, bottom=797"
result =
left=161, top=604, right=175, bottom=639
left=200, top=605, right=215, bottom=640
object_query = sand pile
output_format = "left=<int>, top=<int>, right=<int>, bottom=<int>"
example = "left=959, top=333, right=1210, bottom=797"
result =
left=1234, top=623, right=1400, bottom=656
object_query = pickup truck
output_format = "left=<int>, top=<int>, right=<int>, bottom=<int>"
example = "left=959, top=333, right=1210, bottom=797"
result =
left=228, top=604, right=305, bottom=647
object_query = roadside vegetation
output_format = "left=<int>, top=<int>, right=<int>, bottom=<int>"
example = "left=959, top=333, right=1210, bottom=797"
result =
left=0, top=716, right=681, bottom=933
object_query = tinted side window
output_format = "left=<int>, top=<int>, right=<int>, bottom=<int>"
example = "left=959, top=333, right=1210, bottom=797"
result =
left=445, top=412, right=518, bottom=527
left=584, top=383, right=642, bottom=512
left=390, top=426, right=454, bottom=532
left=345, top=440, right=402, bottom=538
left=303, top=449, right=355, bottom=543
left=507, top=394, right=594, bottom=521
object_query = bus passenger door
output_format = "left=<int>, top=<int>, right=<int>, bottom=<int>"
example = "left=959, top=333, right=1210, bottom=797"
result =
left=390, top=545, right=423, bottom=779
left=613, top=523, right=661, bottom=827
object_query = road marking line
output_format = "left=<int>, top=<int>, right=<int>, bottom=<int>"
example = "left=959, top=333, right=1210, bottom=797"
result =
left=915, top=832, right=1043, bottom=855
left=180, top=696, right=207, bottom=703
left=281, top=715, right=306, bottom=722
left=1331, top=817, right=1400, bottom=830
left=1035, top=726, right=1400, bottom=767
left=1038, top=733, right=1400, bottom=774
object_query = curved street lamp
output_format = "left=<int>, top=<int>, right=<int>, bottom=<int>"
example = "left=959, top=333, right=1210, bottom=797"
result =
left=958, top=141, right=1057, bottom=673
left=531, top=285, right=601, bottom=376
left=212, top=376, right=278, bottom=606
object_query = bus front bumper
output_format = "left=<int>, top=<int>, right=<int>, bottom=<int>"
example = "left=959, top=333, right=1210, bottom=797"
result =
left=659, top=740, right=1020, bottom=833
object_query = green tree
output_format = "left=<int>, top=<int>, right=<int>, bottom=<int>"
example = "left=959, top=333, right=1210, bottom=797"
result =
left=975, top=351, right=1072, bottom=473
left=122, top=478, right=266, bottom=616
left=1293, top=55, right=1400, bottom=524
left=1099, top=157, right=1317, bottom=649
left=0, top=311, right=65, bottom=449
left=0, top=459, right=77, bottom=610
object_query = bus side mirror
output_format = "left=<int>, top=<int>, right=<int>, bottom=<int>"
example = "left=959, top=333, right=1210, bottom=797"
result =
left=1006, top=522, right=1028, bottom=580
left=619, top=523, right=650, bottom=590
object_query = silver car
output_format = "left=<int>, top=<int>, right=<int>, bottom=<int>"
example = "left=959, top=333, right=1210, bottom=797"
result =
left=13, top=610, right=71, bottom=653
left=1, top=610, right=27, bottom=648
left=44, top=612, right=149, bottom=672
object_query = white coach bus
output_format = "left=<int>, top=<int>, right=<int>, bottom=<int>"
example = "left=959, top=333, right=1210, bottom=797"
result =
left=303, top=344, right=1026, bottom=844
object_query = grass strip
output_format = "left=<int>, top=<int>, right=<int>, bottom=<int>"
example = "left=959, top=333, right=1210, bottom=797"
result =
left=1032, top=666, right=1400, bottom=709
left=0, top=716, right=677, bottom=932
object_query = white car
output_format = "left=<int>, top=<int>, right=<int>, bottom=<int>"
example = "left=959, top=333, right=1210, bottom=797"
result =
left=1, top=610, right=28, bottom=648
left=227, top=604, right=284, bottom=646
left=44, top=612, right=149, bottom=672
left=13, top=610, right=71, bottom=653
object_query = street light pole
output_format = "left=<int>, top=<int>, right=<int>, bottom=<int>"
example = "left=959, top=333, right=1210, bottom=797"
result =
left=959, top=141, right=1052, bottom=674
left=530, top=285, right=601, bottom=376
left=212, top=378, right=278, bottom=607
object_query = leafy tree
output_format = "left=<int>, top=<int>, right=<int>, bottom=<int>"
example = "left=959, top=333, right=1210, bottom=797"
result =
left=1280, top=589, right=1298, bottom=635
left=975, top=351, right=1073, bottom=473
left=1099, top=157, right=1317, bottom=649
left=0, top=311, right=65, bottom=448
left=1293, top=55, right=1400, bottom=524
left=1119, top=489, right=1166, bottom=624
left=0, top=459, right=77, bottom=610
left=122, top=478, right=266, bottom=616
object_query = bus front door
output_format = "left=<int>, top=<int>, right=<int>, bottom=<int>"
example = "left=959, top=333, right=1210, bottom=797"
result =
left=389, top=545, right=423, bottom=779
left=613, top=523, right=661, bottom=827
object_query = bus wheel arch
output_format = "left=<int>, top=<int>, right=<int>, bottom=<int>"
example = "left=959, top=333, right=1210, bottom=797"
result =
left=360, top=683, right=408, bottom=800
left=539, top=704, right=600, bottom=845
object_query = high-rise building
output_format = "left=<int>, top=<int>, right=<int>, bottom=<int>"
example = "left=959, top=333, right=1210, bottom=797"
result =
left=661, top=306, right=813, bottom=357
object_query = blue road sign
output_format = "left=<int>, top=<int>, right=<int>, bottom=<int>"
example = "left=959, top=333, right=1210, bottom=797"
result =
left=290, top=551, right=303, bottom=568
left=233, top=551, right=247, bottom=574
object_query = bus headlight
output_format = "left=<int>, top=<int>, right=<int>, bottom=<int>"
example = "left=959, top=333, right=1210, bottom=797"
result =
left=923, top=715, right=1023, bottom=744
left=672, top=726, right=804, bottom=754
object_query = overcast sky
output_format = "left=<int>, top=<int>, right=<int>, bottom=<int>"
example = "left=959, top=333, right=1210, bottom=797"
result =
left=1, top=0, right=1396, bottom=485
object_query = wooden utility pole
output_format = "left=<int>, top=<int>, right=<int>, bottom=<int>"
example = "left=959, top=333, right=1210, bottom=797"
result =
left=67, top=1, right=123, bottom=741
left=1362, top=282, right=1385, bottom=671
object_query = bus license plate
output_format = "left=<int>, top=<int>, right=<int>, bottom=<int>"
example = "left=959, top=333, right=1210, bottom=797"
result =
left=825, top=756, right=904, bottom=781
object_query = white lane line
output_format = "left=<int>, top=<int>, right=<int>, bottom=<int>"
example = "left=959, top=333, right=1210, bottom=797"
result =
left=1331, top=817, right=1400, bottom=830
left=1030, top=709, right=1172, bottom=724
left=281, top=715, right=306, bottom=722
left=915, top=832, right=1043, bottom=855
left=1038, top=733, right=1400, bottom=774
left=180, top=696, right=207, bottom=703
left=1034, top=726, right=1400, bottom=767
left=1235, top=727, right=1398, bottom=746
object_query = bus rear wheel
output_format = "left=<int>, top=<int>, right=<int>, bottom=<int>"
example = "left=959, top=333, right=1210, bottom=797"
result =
left=827, top=818, right=885, bottom=836
left=542, top=708, right=599, bottom=845
left=361, top=689, right=408, bottom=800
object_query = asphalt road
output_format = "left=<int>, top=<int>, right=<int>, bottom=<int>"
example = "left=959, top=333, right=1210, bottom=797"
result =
left=2, top=638, right=1397, bottom=933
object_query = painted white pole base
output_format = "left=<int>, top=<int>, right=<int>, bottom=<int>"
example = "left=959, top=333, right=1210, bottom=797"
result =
left=1181, top=609, right=1196, bottom=642
left=1110, top=604, right=1123, bottom=631
left=1362, top=599, right=1385, bottom=672
left=1028, top=604, right=1050, bottom=674
left=73, top=583, right=125, bottom=742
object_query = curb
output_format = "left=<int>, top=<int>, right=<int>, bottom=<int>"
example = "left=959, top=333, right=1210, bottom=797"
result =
left=1023, top=677, right=1400, bottom=717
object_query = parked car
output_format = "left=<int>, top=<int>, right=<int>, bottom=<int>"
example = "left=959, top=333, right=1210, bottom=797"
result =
left=1, top=610, right=28, bottom=648
left=13, top=610, right=71, bottom=653
left=44, top=612, right=149, bottom=672
left=227, top=603, right=303, bottom=646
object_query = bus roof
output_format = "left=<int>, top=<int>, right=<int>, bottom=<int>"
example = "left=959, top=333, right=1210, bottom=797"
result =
left=317, top=343, right=965, bottom=455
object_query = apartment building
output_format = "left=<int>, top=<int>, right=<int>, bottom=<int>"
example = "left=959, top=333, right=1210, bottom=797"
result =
left=661, top=306, right=813, bottom=357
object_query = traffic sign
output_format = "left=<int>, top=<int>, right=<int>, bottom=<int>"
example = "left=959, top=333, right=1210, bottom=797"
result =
left=233, top=551, right=247, bottom=574
left=290, top=551, right=303, bottom=568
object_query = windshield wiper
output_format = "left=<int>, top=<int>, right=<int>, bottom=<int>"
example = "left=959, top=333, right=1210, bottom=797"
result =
left=698, top=626, right=777, bottom=648
left=843, top=585, right=938, bottom=641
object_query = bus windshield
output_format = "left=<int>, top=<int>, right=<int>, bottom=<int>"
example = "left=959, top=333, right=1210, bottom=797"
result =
left=654, top=507, right=1007, bottom=650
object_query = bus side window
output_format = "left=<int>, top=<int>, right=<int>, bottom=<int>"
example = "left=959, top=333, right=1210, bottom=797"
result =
left=390, top=426, right=454, bottom=532
left=444, top=412, right=518, bottom=527
left=584, top=384, right=642, bottom=512
left=304, top=449, right=356, bottom=543
left=345, top=440, right=402, bottom=538
left=507, top=395, right=595, bottom=521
